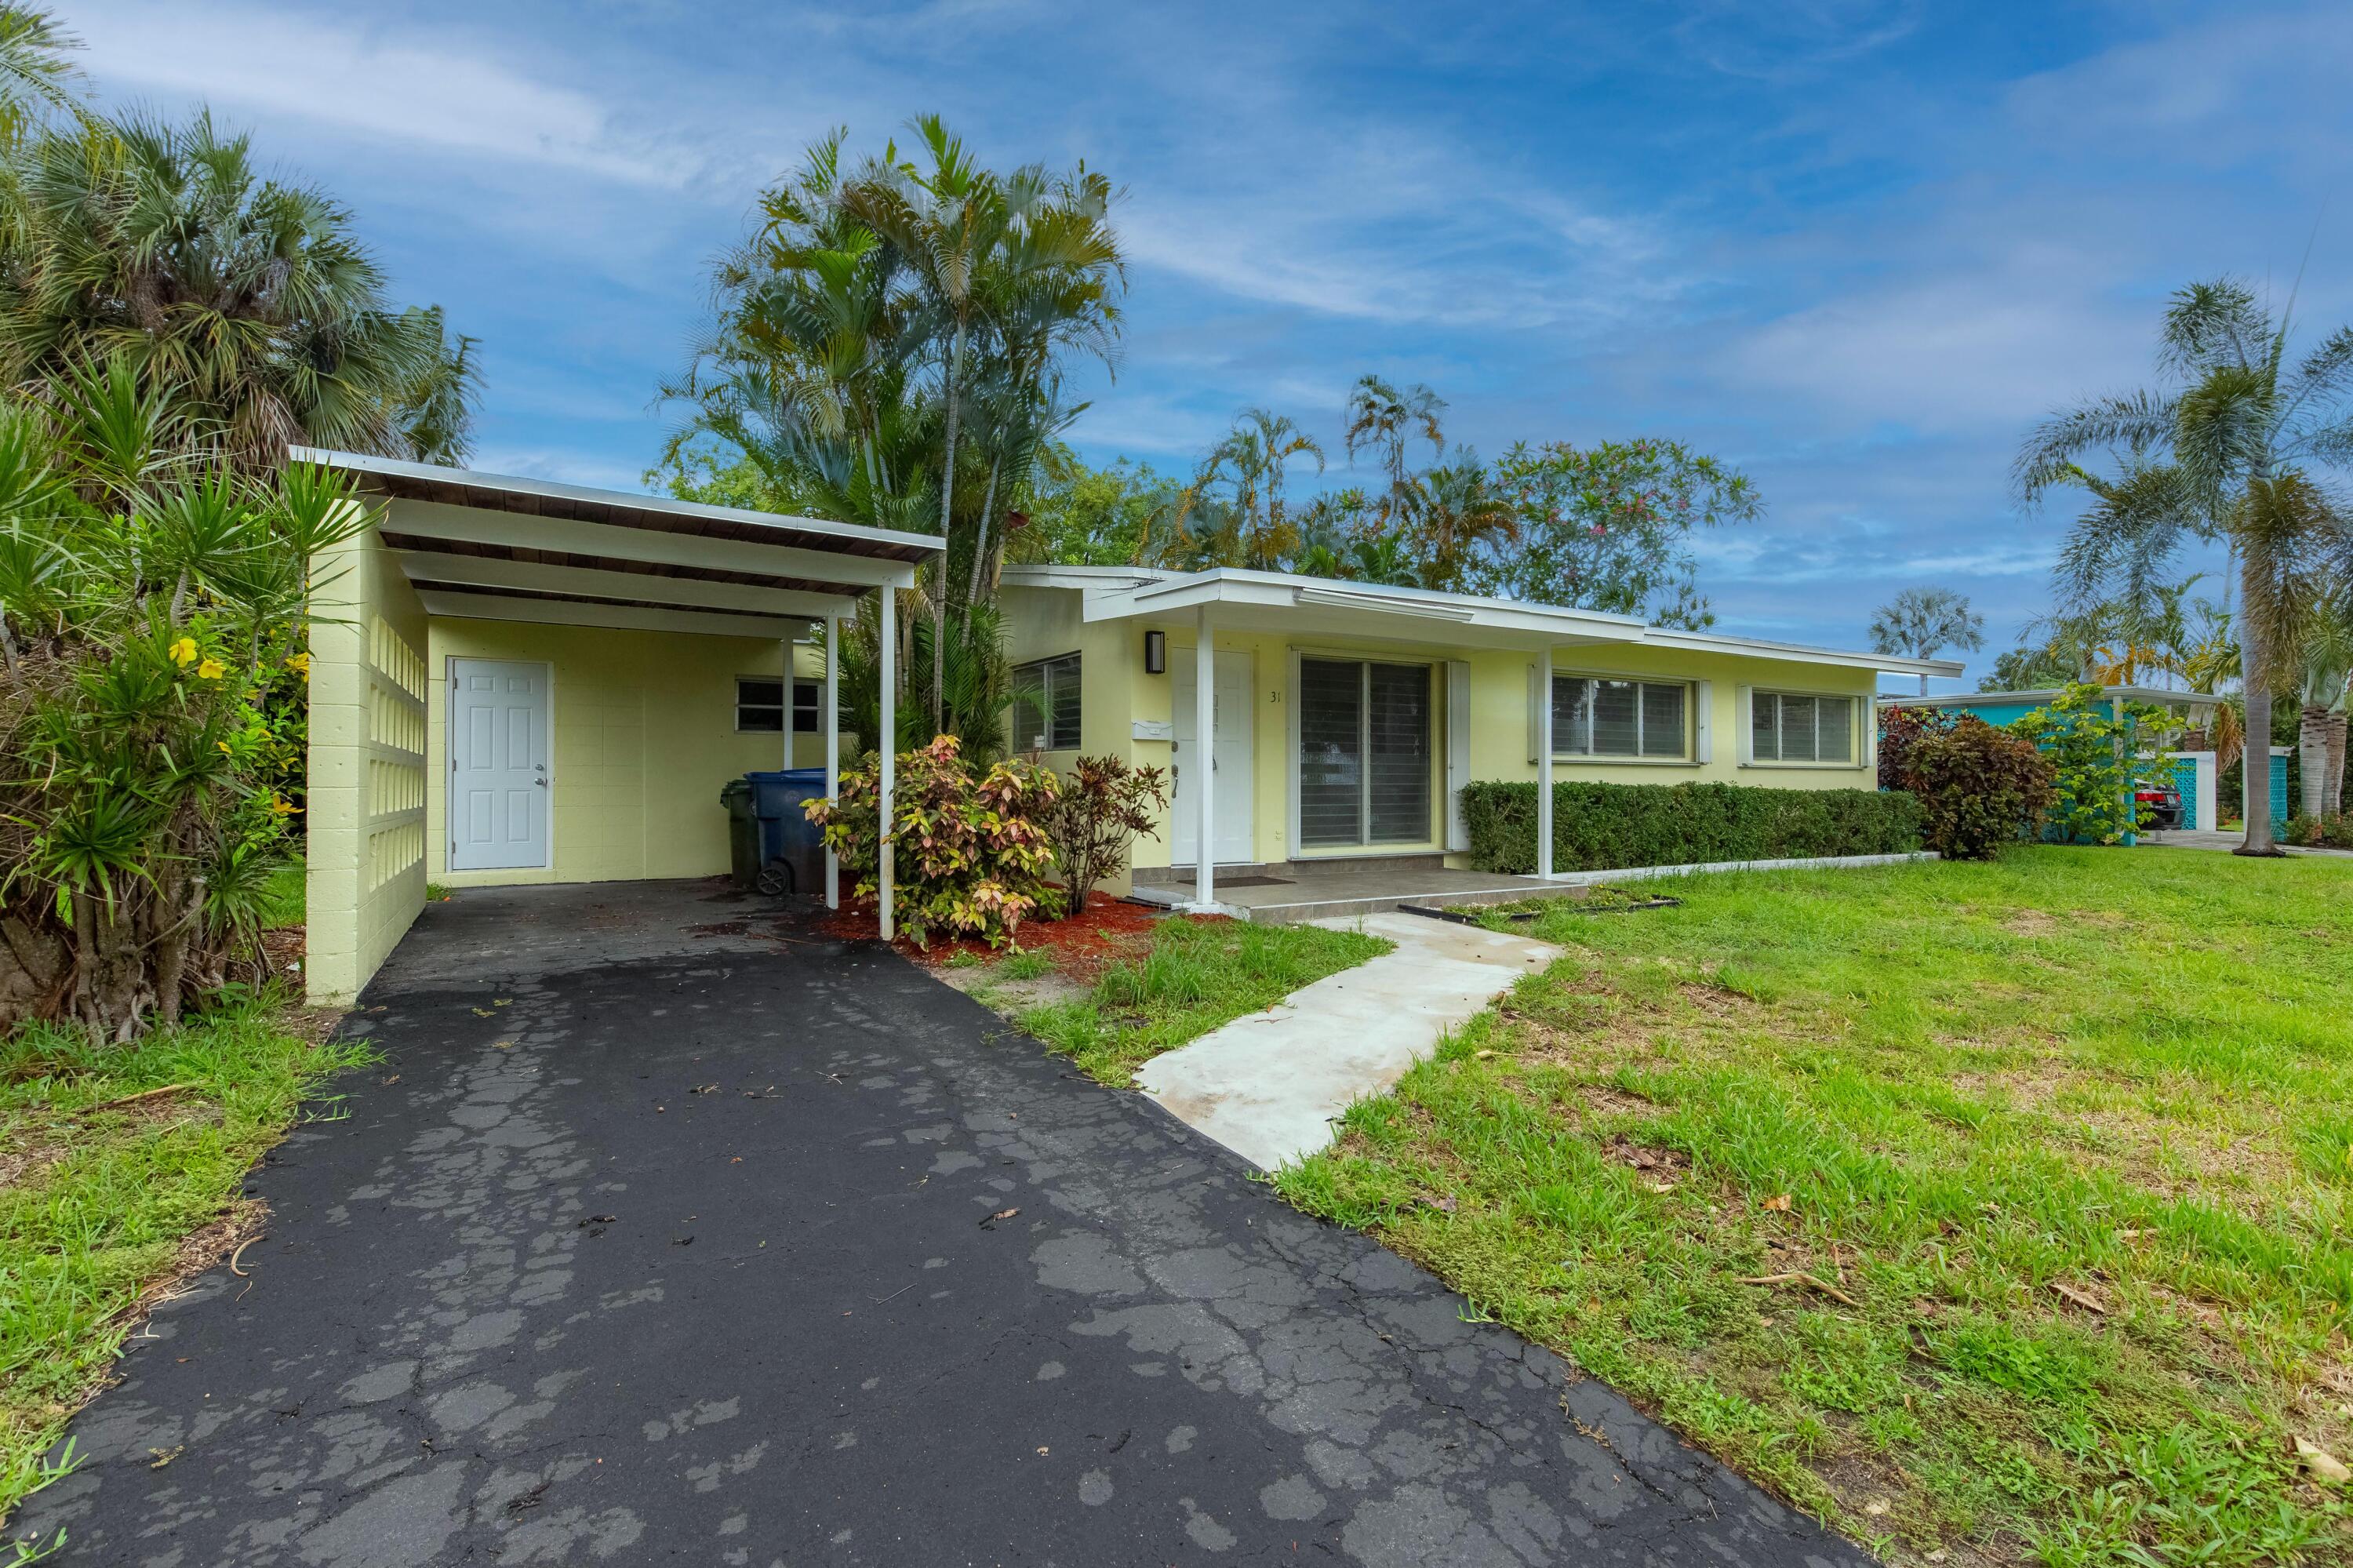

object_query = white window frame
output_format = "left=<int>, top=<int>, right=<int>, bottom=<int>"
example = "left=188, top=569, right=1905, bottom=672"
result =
left=735, top=675, right=788, bottom=733
left=1547, top=671, right=1695, bottom=763
left=1011, top=651, right=1082, bottom=751
left=1745, top=687, right=1863, bottom=766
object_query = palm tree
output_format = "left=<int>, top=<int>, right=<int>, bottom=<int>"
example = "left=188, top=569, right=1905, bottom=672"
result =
left=663, top=122, right=1122, bottom=742
left=1343, top=373, right=1446, bottom=500
left=1406, top=455, right=1515, bottom=592
left=1170, top=409, right=1325, bottom=570
left=1868, top=587, right=1986, bottom=696
left=2293, top=582, right=2353, bottom=817
left=0, top=5, right=83, bottom=151
left=0, top=111, right=475, bottom=470
left=2018, top=278, right=2353, bottom=853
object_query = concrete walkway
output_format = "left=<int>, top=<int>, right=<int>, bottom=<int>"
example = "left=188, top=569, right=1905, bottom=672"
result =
left=1136, top=911, right=1559, bottom=1169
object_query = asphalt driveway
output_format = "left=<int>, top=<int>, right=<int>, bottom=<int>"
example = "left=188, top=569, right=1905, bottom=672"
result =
left=17, top=882, right=1869, bottom=1566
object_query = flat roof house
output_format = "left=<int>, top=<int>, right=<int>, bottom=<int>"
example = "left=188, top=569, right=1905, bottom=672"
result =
left=997, top=566, right=1957, bottom=909
left=303, top=457, right=1958, bottom=1003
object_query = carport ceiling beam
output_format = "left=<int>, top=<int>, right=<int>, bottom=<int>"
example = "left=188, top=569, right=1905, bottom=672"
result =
left=380, top=499, right=921, bottom=589
left=397, top=550, right=857, bottom=620
left=416, top=590, right=817, bottom=641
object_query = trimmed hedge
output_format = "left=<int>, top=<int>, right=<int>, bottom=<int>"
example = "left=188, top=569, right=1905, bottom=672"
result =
left=1460, top=779, right=1923, bottom=875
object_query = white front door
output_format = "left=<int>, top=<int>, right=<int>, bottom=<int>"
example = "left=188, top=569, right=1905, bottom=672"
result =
left=1173, top=650, right=1254, bottom=867
left=448, top=659, right=550, bottom=871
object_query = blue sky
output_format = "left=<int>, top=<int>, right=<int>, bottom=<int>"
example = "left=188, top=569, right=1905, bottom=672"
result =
left=67, top=0, right=2353, bottom=686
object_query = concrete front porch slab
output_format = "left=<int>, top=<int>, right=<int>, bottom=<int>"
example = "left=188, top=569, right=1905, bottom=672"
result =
left=1126, top=864, right=1566, bottom=923
left=1134, top=910, right=1559, bottom=1169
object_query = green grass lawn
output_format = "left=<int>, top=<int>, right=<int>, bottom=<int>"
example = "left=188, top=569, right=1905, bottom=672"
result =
left=0, top=994, right=369, bottom=1535
left=998, top=917, right=1391, bottom=1086
left=1275, top=847, right=2353, bottom=1567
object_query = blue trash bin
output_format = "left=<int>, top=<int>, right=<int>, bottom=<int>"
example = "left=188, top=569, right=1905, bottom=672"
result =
left=744, top=768, right=828, bottom=896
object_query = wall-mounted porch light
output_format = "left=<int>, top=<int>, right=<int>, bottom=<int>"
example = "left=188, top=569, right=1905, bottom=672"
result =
left=1144, top=628, right=1166, bottom=675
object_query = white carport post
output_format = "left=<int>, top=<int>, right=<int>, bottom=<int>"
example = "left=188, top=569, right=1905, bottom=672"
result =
left=877, top=586, right=896, bottom=941
left=1537, top=643, right=1555, bottom=880
left=1193, top=604, right=1217, bottom=910
left=823, top=610, right=840, bottom=910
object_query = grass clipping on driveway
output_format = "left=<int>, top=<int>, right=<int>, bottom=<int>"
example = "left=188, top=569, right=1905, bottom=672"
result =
left=0, top=996, right=370, bottom=1527
left=1276, top=848, right=2353, bottom=1566
left=998, top=915, right=1390, bottom=1086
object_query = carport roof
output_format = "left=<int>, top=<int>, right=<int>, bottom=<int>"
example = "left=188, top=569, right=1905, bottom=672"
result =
left=296, top=448, right=943, bottom=638
left=296, top=449, right=942, bottom=562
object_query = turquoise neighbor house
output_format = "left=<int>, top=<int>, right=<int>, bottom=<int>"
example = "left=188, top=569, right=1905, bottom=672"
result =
left=1876, top=686, right=2261, bottom=831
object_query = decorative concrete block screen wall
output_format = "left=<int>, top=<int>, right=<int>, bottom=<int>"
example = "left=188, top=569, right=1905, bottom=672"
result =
left=307, top=518, right=431, bottom=1002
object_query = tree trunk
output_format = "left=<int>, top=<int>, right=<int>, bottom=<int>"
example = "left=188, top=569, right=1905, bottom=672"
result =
left=1918, top=671, right=1929, bottom=697
left=2237, top=551, right=2278, bottom=854
left=0, top=909, right=71, bottom=1032
left=966, top=453, right=1000, bottom=629
left=2326, top=709, right=2349, bottom=817
left=933, top=327, right=963, bottom=736
left=2299, top=704, right=2331, bottom=823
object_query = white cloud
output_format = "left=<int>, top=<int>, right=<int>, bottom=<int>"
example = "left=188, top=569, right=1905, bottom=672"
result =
left=73, top=2, right=700, bottom=187
left=1718, top=258, right=2153, bottom=437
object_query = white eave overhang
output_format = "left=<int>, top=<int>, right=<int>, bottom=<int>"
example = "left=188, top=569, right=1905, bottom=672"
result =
left=1051, top=566, right=1958, bottom=675
left=296, top=448, right=944, bottom=638
left=1075, top=568, right=1649, bottom=649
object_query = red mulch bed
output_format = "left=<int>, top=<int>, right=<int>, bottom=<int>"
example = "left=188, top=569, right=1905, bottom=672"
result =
left=807, top=891, right=1211, bottom=983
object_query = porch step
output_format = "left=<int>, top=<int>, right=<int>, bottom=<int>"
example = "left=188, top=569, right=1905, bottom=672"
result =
left=1126, top=877, right=1573, bottom=924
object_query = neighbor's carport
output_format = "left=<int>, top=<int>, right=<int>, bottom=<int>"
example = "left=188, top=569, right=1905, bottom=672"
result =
left=299, top=449, right=941, bottom=1003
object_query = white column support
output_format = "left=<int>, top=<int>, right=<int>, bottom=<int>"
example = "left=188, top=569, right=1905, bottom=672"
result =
left=1537, top=645, right=1555, bottom=880
left=878, top=588, right=896, bottom=941
left=780, top=637, right=793, bottom=772
left=823, top=611, right=840, bottom=910
left=1192, top=605, right=1217, bottom=911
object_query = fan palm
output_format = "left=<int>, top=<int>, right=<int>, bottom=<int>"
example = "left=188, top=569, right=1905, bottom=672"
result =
left=2017, top=278, right=2353, bottom=853
left=0, top=4, right=84, bottom=151
left=0, top=111, right=475, bottom=469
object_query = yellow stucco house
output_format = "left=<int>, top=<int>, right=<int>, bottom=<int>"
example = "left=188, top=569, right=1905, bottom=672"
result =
left=997, top=565, right=1955, bottom=904
left=302, top=452, right=1957, bottom=1004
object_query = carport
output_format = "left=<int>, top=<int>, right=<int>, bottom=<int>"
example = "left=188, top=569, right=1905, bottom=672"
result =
left=299, top=449, right=942, bottom=1003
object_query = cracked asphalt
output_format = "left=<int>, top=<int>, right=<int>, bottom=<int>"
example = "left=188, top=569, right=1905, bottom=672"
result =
left=16, top=881, right=1871, bottom=1566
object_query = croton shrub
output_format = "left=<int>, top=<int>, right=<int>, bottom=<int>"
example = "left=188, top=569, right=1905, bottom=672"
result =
left=807, top=734, right=1064, bottom=948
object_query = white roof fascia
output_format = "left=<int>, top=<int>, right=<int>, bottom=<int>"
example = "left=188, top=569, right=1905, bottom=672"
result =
left=1075, top=568, right=1647, bottom=642
left=1000, top=565, right=1170, bottom=593
left=295, top=446, right=944, bottom=556
left=1645, top=628, right=1963, bottom=678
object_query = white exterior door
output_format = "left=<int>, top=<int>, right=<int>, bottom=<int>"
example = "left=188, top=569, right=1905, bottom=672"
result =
left=1173, top=650, right=1254, bottom=866
left=448, top=659, right=550, bottom=871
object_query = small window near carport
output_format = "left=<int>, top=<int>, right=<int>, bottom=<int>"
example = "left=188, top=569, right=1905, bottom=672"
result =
left=738, top=676, right=824, bottom=734
left=736, top=677, right=786, bottom=732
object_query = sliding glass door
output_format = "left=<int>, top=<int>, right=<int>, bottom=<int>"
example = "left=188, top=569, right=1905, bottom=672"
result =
left=1298, top=657, right=1432, bottom=848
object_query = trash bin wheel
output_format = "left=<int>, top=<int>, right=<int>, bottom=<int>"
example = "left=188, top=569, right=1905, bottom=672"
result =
left=755, top=860, right=795, bottom=897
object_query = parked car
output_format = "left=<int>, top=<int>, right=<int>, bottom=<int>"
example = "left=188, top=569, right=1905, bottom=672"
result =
left=2135, top=780, right=2183, bottom=830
